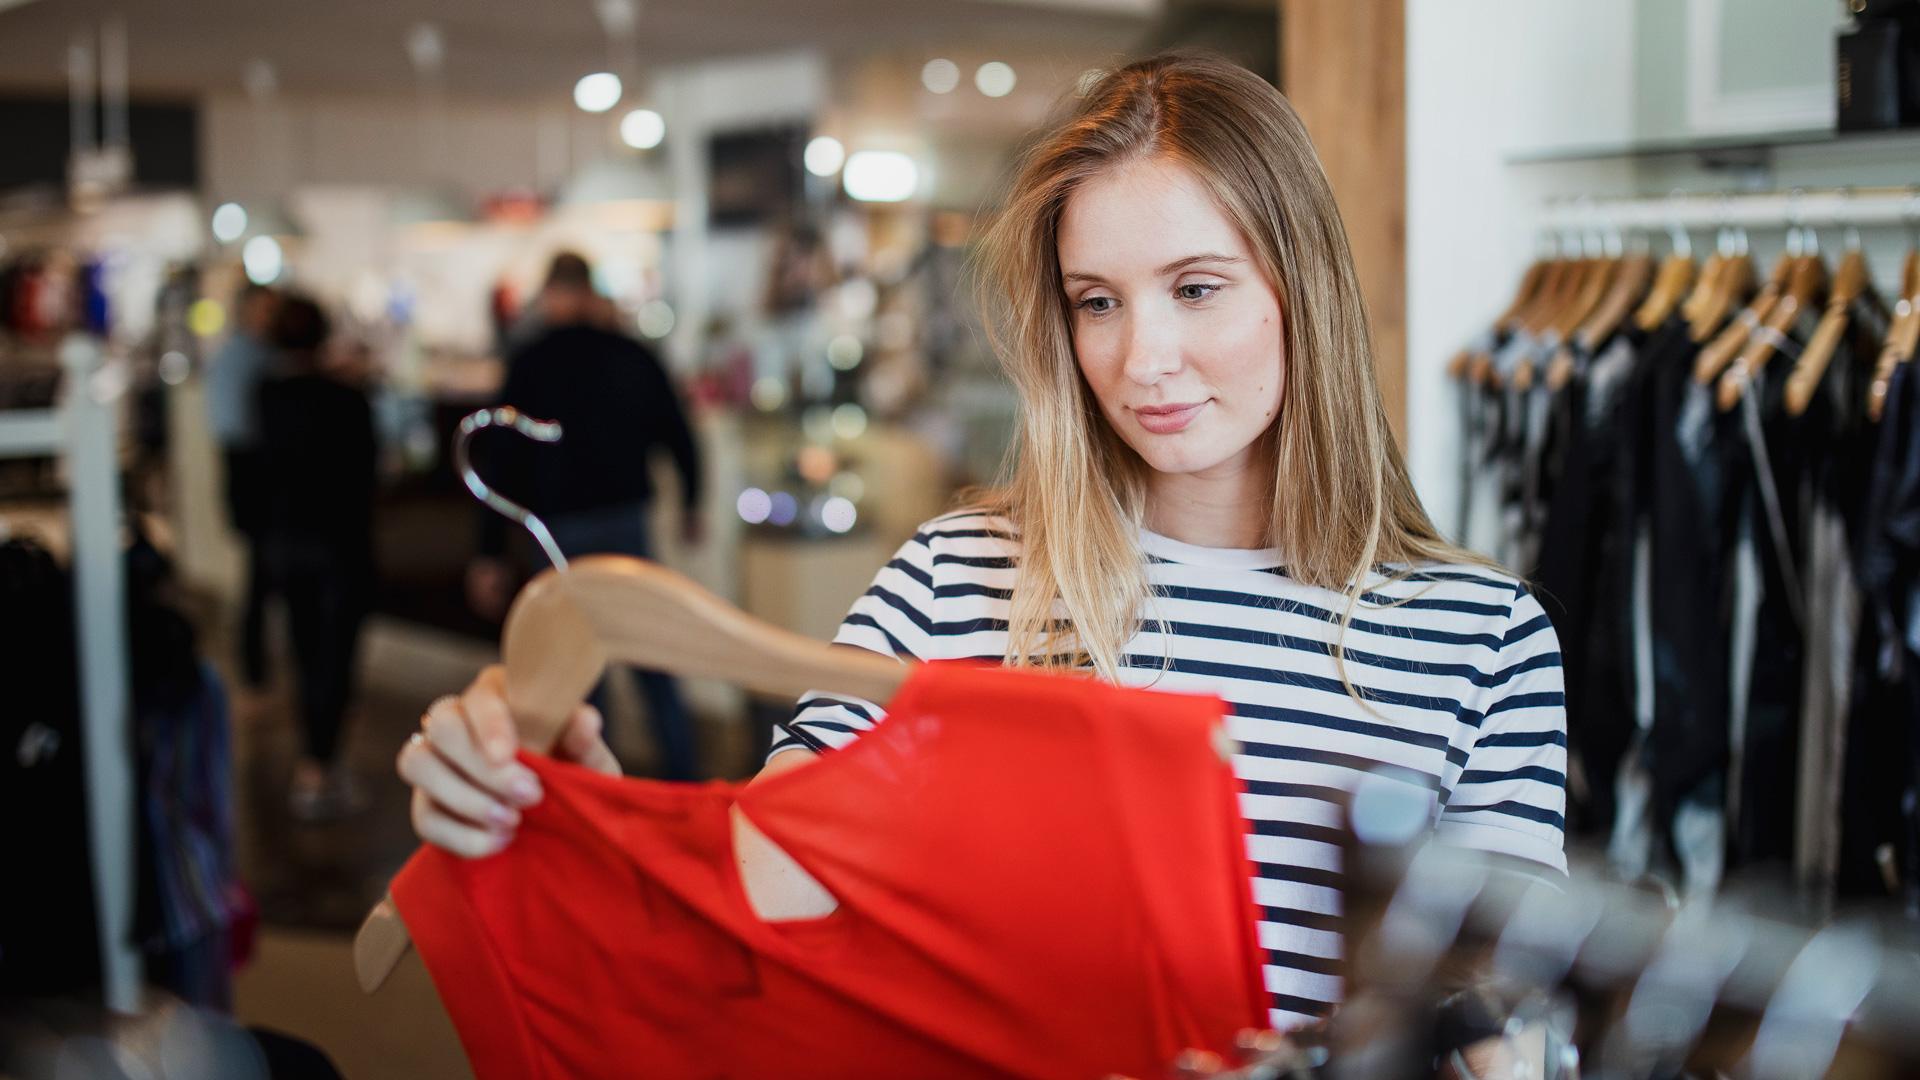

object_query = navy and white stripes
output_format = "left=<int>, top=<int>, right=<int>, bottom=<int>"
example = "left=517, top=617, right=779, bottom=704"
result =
left=772, top=510, right=1568, bottom=1031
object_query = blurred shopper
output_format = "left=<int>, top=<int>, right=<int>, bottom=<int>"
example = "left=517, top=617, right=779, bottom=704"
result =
left=468, top=251, right=704, bottom=780
left=204, top=283, right=281, bottom=687
left=257, top=294, right=377, bottom=820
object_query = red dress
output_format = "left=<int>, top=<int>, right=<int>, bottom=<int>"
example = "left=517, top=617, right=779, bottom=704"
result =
left=393, top=662, right=1268, bottom=1078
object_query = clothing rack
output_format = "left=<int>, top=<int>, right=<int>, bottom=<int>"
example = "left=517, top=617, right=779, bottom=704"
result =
left=0, top=334, right=137, bottom=1012
left=1537, top=185, right=1920, bottom=234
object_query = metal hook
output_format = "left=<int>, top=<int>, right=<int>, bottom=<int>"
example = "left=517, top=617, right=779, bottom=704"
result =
left=1785, top=187, right=1806, bottom=259
left=1715, top=192, right=1736, bottom=258
left=1666, top=189, right=1692, bottom=260
left=1840, top=186, right=1862, bottom=253
left=454, top=406, right=570, bottom=571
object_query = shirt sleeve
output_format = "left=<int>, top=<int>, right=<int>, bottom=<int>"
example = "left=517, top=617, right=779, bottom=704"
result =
left=768, top=529, right=942, bottom=761
left=1433, top=585, right=1570, bottom=879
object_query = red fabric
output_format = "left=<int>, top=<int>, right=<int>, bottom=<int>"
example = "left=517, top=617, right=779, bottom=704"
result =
left=393, top=662, right=1268, bottom=1079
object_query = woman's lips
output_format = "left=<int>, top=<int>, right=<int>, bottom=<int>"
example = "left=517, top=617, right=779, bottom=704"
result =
left=1133, top=401, right=1207, bottom=434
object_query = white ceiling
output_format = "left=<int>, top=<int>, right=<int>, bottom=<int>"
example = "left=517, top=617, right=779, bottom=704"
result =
left=0, top=0, right=1157, bottom=102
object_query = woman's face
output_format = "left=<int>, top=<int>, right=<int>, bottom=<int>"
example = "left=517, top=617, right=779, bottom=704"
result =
left=1057, top=156, right=1285, bottom=479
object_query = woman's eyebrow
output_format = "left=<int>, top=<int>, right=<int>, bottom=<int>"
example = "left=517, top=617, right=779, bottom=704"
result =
left=1061, top=253, right=1245, bottom=286
left=1155, top=253, right=1244, bottom=275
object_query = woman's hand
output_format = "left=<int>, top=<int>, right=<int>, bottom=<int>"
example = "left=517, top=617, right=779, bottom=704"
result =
left=395, top=664, right=618, bottom=857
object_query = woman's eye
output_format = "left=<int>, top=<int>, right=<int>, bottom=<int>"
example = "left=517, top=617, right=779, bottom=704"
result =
left=1176, top=283, right=1223, bottom=302
left=1077, top=296, right=1117, bottom=315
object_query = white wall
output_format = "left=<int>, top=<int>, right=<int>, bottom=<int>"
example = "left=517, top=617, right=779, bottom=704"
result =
left=1403, top=0, right=1855, bottom=541
left=1404, top=0, right=1638, bottom=530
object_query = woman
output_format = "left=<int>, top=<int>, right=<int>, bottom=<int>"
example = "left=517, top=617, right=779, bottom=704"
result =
left=397, top=51, right=1566, bottom=1040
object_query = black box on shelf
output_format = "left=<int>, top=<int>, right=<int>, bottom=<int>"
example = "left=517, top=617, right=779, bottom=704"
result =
left=1839, top=16, right=1920, bottom=130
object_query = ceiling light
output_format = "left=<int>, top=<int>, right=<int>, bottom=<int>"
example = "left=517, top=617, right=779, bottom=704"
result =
left=620, top=108, right=665, bottom=149
left=242, top=235, right=284, bottom=285
left=843, top=151, right=919, bottom=203
left=573, top=72, right=622, bottom=113
left=211, top=202, right=248, bottom=244
left=975, top=61, right=1016, bottom=98
left=804, top=136, right=845, bottom=177
left=921, top=58, right=960, bottom=94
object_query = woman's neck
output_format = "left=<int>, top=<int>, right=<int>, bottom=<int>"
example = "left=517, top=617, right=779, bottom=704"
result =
left=1142, top=447, right=1276, bottom=550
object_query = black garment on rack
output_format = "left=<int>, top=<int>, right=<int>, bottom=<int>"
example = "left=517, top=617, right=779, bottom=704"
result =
left=1534, top=329, right=1646, bottom=833
left=1783, top=294, right=1886, bottom=899
left=1632, top=317, right=1740, bottom=822
left=127, top=531, right=239, bottom=1010
left=1848, top=357, right=1920, bottom=908
left=0, top=537, right=100, bottom=1004
left=1726, top=356, right=1808, bottom=868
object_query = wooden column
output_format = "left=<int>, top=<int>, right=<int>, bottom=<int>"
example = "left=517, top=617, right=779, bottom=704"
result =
left=1280, top=0, right=1407, bottom=445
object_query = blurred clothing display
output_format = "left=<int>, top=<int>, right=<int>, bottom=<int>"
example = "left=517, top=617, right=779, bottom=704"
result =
left=1452, top=226, right=1913, bottom=911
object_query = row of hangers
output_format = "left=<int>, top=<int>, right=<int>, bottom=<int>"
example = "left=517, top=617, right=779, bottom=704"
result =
left=1450, top=190, right=1920, bottom=422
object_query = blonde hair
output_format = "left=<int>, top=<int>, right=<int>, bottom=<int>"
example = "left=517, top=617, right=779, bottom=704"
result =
left=972, top=50, right=1499, bottom=688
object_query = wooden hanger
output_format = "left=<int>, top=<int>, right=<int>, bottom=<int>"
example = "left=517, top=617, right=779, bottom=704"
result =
left=1636, top=209, right=1699, bottom=332
left=1516, top=252, right=1607, bottom=391
left=1492, top=256, right=1571, bottom=390
left=1632, top=249, right=1696, bottom=331
left=1546, top=248, right=1652, bottom=392
left=1495, top=257, right=1549, bottom=335
left=1693, top=247, right=1783, bottom=381
left=1784, top=243, right=1870, bottom=417
left=352, top=407, right=914, bottom=994
left=353, top=554, right=913, bottom=993
left=1872, top=246, right=1920, bottom=421
left=1458, top=256, right=1553, bottom=384
left=1679, top=248, right=1726, bottom=329
left=1718, top=248, right=1827, bottom=411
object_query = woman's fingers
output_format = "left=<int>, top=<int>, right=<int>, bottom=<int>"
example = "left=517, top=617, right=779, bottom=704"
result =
left=410, top=787, right=511, bottom=859
left=559, top=705, right=621, bottom=777
left=396, top=737, right=522, bottom=830
left=416, top=694, right=544, bottom=808
left=461, top=665, right=520, bottom=766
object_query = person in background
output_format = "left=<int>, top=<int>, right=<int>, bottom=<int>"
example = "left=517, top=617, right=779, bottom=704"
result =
left=257, top=294, right=378, bottom=821
left=467, top=251, right=705, bottom=781
left=204, top=283, right=281, bottom=688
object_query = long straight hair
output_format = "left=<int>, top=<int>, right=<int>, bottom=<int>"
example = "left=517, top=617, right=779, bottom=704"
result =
left=972, top=50, right=1499, bottom=687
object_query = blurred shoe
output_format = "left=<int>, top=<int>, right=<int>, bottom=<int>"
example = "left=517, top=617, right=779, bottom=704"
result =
left=288, top=764, right=370, bottom=824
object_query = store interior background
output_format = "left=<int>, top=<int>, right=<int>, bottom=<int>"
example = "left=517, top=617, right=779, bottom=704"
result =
left=1, top=0, right=1907, bottom=1075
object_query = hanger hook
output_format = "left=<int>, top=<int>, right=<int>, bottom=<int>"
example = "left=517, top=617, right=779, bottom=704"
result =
left=1666, top=189, right=1692, bottom=259
left=1840, top=186, right=1862, bottom=253
left=1785, top=187, right=1806, bottom=258
left=455, top=407, right=570, bottom=571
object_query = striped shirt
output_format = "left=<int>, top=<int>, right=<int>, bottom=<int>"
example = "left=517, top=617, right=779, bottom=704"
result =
left=772, top=510, right=1568, bottom=1030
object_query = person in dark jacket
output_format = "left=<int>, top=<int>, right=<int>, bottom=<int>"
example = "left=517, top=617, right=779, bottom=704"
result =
left=468, top=252, right=704, bottom=780
left=257, top=294, right=377, bottom=820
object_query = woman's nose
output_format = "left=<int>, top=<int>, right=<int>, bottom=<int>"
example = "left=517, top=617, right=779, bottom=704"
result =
left=1121, top=316, right=1181, bottom=385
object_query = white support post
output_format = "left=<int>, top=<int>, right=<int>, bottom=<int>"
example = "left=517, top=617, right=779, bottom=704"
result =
left=60, top=334, right=141, bottom=1013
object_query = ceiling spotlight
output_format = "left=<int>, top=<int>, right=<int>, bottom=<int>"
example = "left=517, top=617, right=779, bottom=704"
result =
left=242, top=235, right=284, bottom=285
left=211, top=202, right=248, bottom=244
left=620, top=108, right=665, bottom=149
left=804, top=135, right=845, bottom=177
left=921, top=58, right=960, bottom=94
left=975, top=61, right=1016, bottom=98
left=573, top=71, right=623, bottom=113
left=842, top=151, right=919, bottom=203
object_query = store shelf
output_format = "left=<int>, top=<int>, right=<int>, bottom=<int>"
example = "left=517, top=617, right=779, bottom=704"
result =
left=1505, top=125, right=1920, bottom=166
left=0, top=408, right=61, bottom=458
